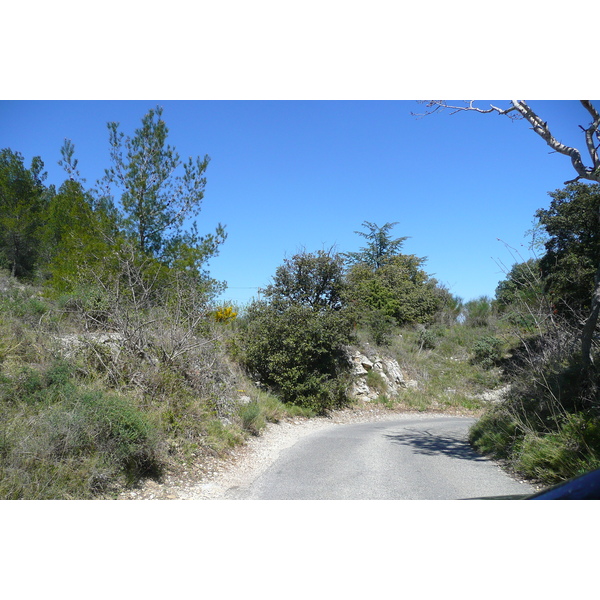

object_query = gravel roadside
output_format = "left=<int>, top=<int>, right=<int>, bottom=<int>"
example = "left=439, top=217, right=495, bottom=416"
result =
left=118, top=405, right=478, bottom=500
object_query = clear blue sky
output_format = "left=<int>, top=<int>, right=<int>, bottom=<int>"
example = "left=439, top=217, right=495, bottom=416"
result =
left=0, top=100, right=593, bottom=306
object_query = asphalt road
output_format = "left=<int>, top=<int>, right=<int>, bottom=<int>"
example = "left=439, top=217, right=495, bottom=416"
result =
left=227, top=415, right=535, bottom=499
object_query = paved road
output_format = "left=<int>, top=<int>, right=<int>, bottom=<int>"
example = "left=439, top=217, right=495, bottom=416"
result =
left=227, top=415, right=535, bottom=499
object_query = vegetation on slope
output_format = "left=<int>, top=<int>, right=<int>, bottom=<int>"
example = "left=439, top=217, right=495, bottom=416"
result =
left=1, top=105, right=599, bottom=496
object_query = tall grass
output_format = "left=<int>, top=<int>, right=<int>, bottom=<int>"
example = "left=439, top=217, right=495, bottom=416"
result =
left=468, top=275, right=600, bottom=485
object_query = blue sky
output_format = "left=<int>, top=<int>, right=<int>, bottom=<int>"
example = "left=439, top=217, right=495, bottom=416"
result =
left=0, top=100, right=594, bottom=306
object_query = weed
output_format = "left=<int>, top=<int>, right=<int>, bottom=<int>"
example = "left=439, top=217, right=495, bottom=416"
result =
left=365, top=369, right=387, bottom=395
left=418, top=328, right=438, bottom=350
left=238, top=401, right=266, bottom=436
left=205, top=419, right=245, bottom=455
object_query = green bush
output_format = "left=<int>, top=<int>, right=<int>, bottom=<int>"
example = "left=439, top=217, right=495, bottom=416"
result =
left=418, top=328, right=438, bottom=350
left=463, top=296, right=495, bottom=328
left=469, top=408, right=522, bottom=459
left=69, top=390, right=161, bottom=476
left=239, top=301, right=353, bottom=413
left=515, top=413, right=600, bottom=483
left=238, top=401, right=266, bottom=436
left=361, top=308, right=396, bottom=346
left=0, top=361, right=164, bottom=498
left=471, top=335, right=503, bottom=369
left=0, top=361, right=74, bottom=406
left=345, top=255, right=444, bottom=326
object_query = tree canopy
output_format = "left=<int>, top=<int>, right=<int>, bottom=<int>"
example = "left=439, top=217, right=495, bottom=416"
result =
left=343, top=221, right=444, bottom=326
left=262, top=249, right=346, bottom=310
left=536, top=182, right=600, bottom=318
left=343, top=221, right=409, bottom=270
left=102, top=106, right=216, bottom=260
left=0, top=149, right=49, bottom=278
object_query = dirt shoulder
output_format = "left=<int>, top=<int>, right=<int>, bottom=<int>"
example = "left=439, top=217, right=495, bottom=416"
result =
left=117, top=404, right=479, bottom=500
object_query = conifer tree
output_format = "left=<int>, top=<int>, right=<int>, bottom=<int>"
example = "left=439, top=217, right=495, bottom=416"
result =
left=102, top=106, right=220, bottom=262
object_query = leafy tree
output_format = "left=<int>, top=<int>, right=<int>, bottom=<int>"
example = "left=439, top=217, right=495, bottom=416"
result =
left=535, top=183, right=600, bottom=316
left=495, top=259, right=542, bottom=311
left=536, top=183, right=600, bottom=367
left=462, top=296, right=495, bottom=328
left=360, top=307, right=397, bottom=346
left=51, top=111, right=226, bottom=300
left=0, top=149, right=49, bottom=278
left=433, top=286, right=463, bottom=327
left=346, top=253, right=443, bottom=326
left=262, top=248, right=347, bottom=310
left=343, top=221, right=409, bottom=270
left=159, top=221, right=227, bottom=286
left=494, top=259, right=545, bottom=330
left=240, top=249, right=354, bottom=412
left=343, top=221, right=444, bottom=325
left=101, top=105, right=224, bottom=265
left=41, top=179, right=120, bottom=294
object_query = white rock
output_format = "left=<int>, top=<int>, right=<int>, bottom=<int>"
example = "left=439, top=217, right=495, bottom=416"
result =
left=345, top=347, right=411, bottom=401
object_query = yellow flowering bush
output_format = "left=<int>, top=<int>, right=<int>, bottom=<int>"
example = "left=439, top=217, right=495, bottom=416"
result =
left=214, top=305, right=237, bottom=324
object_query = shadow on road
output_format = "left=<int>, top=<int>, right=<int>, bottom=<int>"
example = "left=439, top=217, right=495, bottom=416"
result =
left=384, top=428, right=486, bottom=461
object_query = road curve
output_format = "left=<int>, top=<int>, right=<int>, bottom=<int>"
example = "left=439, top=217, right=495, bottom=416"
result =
left=226, top=415, right=535, bottom=499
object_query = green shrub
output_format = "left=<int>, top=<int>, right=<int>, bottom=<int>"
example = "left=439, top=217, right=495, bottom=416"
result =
left=1, top=360, right=76, bottom=406
left=0, top=361, right=164, bottom=498
left=516, top=412, right=600, bottom=483
left=471, top=335, right=503, bottom=369
left=239, top=301, right=353, bottom=413
left=71, top=391, right=162, bottom=476
left=463, top=296, right=495, bottom=328
left=361, top=308, right=396, bottom=346
left=418, top=328, right=438, bottom=350
left=346, top=255, right=443, bottom=326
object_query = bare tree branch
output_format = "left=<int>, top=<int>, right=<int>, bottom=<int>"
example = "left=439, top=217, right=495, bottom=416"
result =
left=411, top=100, right=520, bottom=119
left=580, top=100, right=600, bottom=174
left=510, top=100, right=600, bottom=184
left=413, top=100, right=600, bottom=185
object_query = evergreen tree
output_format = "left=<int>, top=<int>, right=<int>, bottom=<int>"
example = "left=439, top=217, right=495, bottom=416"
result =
left=42, top=178, right=120, bottom=293
left=343, top=221, right=409, bottom=270
left=343, top=221, right=443, bottom=325
left=346, top=254, right=442, bottom=325
left=536, top=183, right=600, bottom=318
left=0, top=149, right=49, bottom=278
left=102, top=106, right=218, bottom=261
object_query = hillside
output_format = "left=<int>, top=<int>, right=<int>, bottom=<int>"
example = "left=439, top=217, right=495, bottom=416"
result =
left=1, top=271, right=504, bottom=499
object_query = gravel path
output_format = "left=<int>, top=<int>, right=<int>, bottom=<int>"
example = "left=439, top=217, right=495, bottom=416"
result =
left=118, top=405, right=478, bottom=500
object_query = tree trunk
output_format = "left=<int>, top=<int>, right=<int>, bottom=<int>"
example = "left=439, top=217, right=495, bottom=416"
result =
left=581, top=262, right=600, bottom=371
left=581, top=205, right=600, bottom=372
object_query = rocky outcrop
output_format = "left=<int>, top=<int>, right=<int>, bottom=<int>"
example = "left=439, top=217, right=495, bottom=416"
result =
left=346, top=347, right=417, bottom=401
left=53, top=332, right=124, bottom=360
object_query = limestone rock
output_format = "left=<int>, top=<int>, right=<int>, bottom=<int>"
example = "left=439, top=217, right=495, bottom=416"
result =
left=345, top=346, right=410, bottom=401
left=348, top=350, right=374, bottom=376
